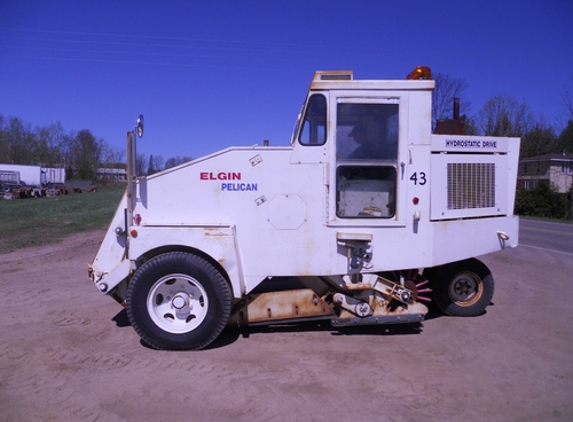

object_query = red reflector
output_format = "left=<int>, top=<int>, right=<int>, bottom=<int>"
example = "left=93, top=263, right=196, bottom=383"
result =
left=412, top=197, right=419, bottom=205
left=134, top=214, right=142, bottom=225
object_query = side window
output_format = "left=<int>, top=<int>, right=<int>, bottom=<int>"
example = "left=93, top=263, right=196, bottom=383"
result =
left=299, top=94, right=326, bottom=146
left=336, top=103, right=398, bottom=160
left=336, top=101, right=399, bottom=218
left=337, top=166, right=396, bottom=218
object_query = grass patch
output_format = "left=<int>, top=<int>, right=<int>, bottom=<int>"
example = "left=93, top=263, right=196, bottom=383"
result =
left=0, top=184, right=125, bottom=254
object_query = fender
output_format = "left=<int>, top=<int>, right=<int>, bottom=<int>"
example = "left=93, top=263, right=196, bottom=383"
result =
left=128, top=225, right=243, bottom=298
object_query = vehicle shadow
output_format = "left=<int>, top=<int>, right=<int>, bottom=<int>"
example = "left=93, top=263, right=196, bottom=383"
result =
left=207, top=302, right=451, bottom=349
left=207, top=319, right=428, bottom=350
left=111, top=303, right=451, bottom=351
left=112, top=308, right=131, bottom=327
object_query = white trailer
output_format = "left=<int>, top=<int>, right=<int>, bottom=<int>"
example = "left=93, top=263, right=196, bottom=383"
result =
left=0, top=163, right=65, bottom=186
left=89, top=67, right=520, bottom=350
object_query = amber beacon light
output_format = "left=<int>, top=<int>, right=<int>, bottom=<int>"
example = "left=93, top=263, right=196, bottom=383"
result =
left=407, top=66, right=432, bottom=80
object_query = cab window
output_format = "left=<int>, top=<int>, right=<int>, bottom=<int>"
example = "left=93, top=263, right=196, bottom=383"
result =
left=336, top=103, right=398, bottom=160
left=299, top=94, right=326, bottom=146
left=336, top=101, right=399, bottom=218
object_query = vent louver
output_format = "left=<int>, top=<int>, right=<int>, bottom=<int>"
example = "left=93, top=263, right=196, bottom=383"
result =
left=447, top=163, right=495, bottom=209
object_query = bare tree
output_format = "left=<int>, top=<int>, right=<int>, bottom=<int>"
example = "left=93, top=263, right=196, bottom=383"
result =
left=561, top=74, right=573, bottom=124
left=100, top=144, right=125, bottom=166
left=164, top=156, right=193, bottom=169
left=477, top=94, right=533, bottom=137
left=432, top=72, right=471, bottom=130
left=35, top=122, right=66, bottom=167
left=136, top=153, right=148, bottom=176
left=0, top=114, right=9, bottom=163
left=5, top=117, right=37, bottom=165
left=152, top=155, right=165, bottom=172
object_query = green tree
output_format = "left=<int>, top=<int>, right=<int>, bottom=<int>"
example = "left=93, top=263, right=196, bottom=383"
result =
left=462, top=115, right=479, bottom=135
left=67, top=129, right=103, bottom=181
left=147, top=154, right=156, bottom=175
left=515, top=183, right=568, bottom=219
left=520, top=124, right=556, bottom=158
left=145, top=154, right=165, bottom=175
left=554, top=120, right=573, bottom=154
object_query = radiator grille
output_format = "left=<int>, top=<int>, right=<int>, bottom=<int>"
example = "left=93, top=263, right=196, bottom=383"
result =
left=447, top=163, right=495, bottom=209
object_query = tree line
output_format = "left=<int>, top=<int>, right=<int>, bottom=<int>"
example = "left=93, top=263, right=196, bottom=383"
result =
left=2, top=73, right=573, bottom=182
left=0, top=114, right=190, bottom=181
left=432, top=72, right=573, bottom=158
left=432, top=72, right=573, bottom=220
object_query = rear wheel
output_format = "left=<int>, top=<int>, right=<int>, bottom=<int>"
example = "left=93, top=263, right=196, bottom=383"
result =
left=126, top=252, right=231, bottom=350
left=431, top=258, right=494, bottom=316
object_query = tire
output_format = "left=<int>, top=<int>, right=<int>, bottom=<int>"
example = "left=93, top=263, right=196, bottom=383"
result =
left=126, top=252, right=231, bottom=350
left=431, top=258, right=494, bottom=317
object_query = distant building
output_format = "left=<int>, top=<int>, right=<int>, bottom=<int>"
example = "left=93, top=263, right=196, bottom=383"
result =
left=97, top=167, right=127, bottom=181
left=517, top=153, right=573, bottom=193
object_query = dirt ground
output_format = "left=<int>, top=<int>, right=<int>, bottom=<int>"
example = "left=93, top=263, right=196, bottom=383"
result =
left=1, top=230, right=572, bottom=422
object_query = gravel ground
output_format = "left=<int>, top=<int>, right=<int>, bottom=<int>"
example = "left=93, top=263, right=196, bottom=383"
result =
left=1, top=230, right=572, bottom=422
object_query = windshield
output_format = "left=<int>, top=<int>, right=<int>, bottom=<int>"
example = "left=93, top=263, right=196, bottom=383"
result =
left=290, top=103, right=305, bottom=145
left=291, top=94, right=327, bottom=146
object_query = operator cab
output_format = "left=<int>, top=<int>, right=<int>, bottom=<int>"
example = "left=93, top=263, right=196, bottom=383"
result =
left=290, top=69, right=434, bottom=224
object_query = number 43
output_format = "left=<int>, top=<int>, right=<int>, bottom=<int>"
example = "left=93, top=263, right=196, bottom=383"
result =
left=410, top=172, right=427, bottom=185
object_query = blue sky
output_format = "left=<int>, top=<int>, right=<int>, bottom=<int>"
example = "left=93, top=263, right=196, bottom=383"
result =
left=1, top=0, right=572, bottom=162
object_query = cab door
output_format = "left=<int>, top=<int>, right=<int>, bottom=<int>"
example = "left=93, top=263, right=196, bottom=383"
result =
left=328, top=94, right=409, bottom=227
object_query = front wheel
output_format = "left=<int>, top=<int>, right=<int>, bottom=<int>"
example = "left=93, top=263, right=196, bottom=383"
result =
left=431, top=258, right=494, bottom=317
left=126, top=252, right=231, bottom=350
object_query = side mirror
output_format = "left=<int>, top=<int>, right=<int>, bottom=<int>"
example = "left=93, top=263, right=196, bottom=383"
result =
left=136, top=115, right=144, bottom=138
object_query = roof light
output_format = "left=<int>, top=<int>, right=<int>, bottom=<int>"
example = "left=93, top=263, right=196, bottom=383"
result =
left=407, top=66, right=432, bottom=80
